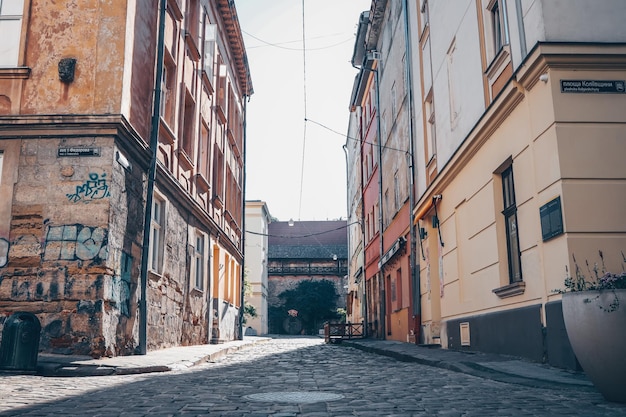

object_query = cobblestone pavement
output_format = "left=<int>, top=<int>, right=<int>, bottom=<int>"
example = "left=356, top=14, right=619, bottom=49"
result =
left=1, top=337, right=625, bottom=417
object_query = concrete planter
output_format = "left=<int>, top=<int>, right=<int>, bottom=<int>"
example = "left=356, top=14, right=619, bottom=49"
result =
left=562, top=290, right=626, bottom=403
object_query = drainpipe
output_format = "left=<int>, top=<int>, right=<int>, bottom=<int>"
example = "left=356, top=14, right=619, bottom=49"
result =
left=403, top=0, right=420, bottom=344
left=372, top=62, right=385, bottom=339
left=138, top=0, right=167, bottom=355
left=515, top=0, right=528, bottom=58
left=239, top=95, right=248, bottom=341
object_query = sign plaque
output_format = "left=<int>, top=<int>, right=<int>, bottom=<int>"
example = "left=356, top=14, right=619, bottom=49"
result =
left=560, top=80, right=626, bottom=94
left=57, top=147, right=101, bottom=157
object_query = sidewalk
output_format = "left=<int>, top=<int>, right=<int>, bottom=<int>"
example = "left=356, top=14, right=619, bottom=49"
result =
left=342, top=338, right=593, bottom=391
left=35, top=336, right=272, bottom=377
left=32, top=336, right=593, bottom=393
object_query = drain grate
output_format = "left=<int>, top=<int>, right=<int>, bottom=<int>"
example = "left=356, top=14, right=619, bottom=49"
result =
left=243, top=391, right=344, bottom=404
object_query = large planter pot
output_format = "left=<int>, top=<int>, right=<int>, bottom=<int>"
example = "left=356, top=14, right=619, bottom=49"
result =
left=562, top=289, right=626, bottom=403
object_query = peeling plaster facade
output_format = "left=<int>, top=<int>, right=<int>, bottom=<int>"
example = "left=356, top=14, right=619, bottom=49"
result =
left=0, top=0, right=251, bottom=357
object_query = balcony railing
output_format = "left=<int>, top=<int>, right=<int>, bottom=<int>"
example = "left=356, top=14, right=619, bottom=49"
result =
left=267, top=265, right=347, bottom=276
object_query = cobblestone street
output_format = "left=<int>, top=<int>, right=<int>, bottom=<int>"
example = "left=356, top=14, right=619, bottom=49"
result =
left=1, top=337, right=625, bottom=416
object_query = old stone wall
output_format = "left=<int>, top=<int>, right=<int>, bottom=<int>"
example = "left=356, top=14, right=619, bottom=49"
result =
left=0, top=137, right=119, bottom=357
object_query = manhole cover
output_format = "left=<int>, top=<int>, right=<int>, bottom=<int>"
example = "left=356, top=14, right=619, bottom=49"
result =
left=244, top=391, right=344, bottom=403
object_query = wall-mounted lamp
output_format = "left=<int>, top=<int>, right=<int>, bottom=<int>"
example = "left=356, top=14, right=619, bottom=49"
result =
left=116, top=151, right=132, bottom=171
left=288, top=218, right=295, bottom=227
left=332, top=254, right=338, bottom=261
left=539, top=73, right=549, bottom=83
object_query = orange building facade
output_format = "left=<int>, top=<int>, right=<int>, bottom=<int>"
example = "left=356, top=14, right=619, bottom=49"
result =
left=0, top=0, right=251, bottom=357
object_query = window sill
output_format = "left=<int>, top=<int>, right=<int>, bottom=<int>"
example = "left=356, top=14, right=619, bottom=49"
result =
left=492, top=281, right=525, bottom=298
left=485, top=44, right=510, bottom=81
left=191, top=286, right=204, bottom=296
left=178, top=148, right=194, bottom=170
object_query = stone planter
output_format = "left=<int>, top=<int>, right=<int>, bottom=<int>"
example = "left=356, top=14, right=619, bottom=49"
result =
left=562, top=289, right=626, bottom=403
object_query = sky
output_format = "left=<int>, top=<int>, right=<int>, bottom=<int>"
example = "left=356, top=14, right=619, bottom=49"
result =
left=235, top=0, right=371, bottom=222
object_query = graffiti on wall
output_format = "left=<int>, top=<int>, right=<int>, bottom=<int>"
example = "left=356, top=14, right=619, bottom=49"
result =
left=67, top=173, right=110, bottom=203
left=0, top=237, right=8, bottom=267
left=43, top=225, right=108, bottom=261
left=110, top=252, right=132, bottom=316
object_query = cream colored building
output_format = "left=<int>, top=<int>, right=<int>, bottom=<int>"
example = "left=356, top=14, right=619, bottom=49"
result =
left=244, top=201, right=271, bottom=335
left=406, top=0, right=626, bottom=368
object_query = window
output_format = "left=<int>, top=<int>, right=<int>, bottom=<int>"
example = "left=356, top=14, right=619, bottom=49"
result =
left=395, top=268, right=403, bottom=310
left=160, top=60, right=176, bottom=127
left=447, top=39, right=459, bottom=127
left=198, top=122, right=211, bottom=180
left=425, top=92, right=436, bottom=162
left=203, top=22, right=216, bottom=85
left=194, top=232, right=205, bottom=290
left=181, top=90, right=196, bottom=159
left=489, top=0, right=509, bottom=53
left=393, top=171, right=400, bottom=211
left=0, top=0, right=24, bottom=67
left=420, top=0, right=429, bottom=35
left=391, top=83, right=397, bottom=119
left=502, top=166, right=521, bottom=282
left=149, top=196, right=166, bottom=273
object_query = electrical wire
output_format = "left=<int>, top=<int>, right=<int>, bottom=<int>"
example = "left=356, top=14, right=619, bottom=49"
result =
left=297, top=0, right=308, bottom=221
left=245, top=221, right=360, bottom=238
left=242, top=30, right=354, bottom=51
left=305, top=117, right=410, bottom=154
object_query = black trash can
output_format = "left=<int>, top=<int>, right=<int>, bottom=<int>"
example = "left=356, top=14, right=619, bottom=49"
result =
left=0, top=312, right=41, bottom=372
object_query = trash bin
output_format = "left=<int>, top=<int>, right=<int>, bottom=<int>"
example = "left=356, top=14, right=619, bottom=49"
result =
left=0, top=312, right=41, bottom=372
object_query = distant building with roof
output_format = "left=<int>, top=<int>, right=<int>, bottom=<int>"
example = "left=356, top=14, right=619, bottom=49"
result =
left=267, top=220, right=348, bottom=334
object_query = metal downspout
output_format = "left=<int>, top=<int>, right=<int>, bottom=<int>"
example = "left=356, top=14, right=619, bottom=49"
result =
left=373, top=65, right=385, bottom=339
left=515, top=0, right=528, bottom=58
left=402, top=0, right=420, bottom=344
left=138, top=0, right=167, bottom=355
left=239, top=95, right=248, bottom=341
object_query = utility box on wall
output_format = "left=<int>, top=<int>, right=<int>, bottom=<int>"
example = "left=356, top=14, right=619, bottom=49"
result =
left=0, top=312, right=41, bottom=372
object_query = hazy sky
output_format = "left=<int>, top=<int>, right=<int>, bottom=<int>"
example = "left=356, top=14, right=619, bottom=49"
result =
left=235, top=0, right=371, bottom=222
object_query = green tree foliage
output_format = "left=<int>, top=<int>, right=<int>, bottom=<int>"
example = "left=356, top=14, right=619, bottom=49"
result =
left=279, top=279, right=340, bottom=334
left=242, top=271, right=257, bottom=325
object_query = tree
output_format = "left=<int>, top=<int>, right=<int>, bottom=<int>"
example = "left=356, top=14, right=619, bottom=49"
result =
left=242, top=271, right=257, bottom=325
left=279, top=279, right=340, bottom=334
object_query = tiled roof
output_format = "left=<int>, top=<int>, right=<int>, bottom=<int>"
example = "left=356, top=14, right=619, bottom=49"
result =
left=268, top=221, right=348, bottom=260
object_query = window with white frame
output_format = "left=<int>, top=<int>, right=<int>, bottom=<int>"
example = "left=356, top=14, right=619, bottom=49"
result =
left=425, top=92, right=436, bottom=162
left=489, top=0, right=509, bottom=54
left=0, top=0, right=24, bottom=67
left=420, top=0, right=429, bottom=35
left=447, top=39, right=459, bottom=127
left=393, top=170, right=400, bottom=211
left=194, top=232, right=205, bottom=290
left=149, top=196, right=166, bottom=273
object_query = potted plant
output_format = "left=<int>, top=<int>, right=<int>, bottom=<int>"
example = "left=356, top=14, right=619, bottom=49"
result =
left=559, top=251, right=626, bottom=403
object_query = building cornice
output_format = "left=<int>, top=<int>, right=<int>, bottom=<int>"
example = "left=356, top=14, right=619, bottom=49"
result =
left=216, top=0, right=253, bottom=96
left=413, top=42, right=626, bottom=223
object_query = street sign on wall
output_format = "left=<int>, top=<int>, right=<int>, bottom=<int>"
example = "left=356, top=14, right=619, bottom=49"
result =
left=560, top=80, right=625, bottom=94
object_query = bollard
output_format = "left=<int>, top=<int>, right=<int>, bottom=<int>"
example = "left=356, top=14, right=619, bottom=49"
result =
left=0, top=312, right=41, bottom=372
